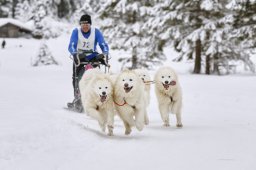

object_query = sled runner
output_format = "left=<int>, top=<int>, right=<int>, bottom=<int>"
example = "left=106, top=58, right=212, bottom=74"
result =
left=66, top=50, right=110, bottom=113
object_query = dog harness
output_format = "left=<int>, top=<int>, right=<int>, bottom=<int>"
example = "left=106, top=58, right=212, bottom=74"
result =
left=143, top=80, right=155, bottom=85
left=114, top=98, right=136, bottom=109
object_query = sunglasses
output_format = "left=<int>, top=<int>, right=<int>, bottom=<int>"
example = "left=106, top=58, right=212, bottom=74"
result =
left=80, top=21, right=90, bottom=25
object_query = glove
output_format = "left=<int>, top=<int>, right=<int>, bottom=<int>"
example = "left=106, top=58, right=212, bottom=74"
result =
left=97, top=54, right=110, bottom=67
left=78, top=53, right=84, bottom=59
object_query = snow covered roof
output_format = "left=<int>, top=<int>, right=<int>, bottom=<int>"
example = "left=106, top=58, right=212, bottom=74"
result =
left=0, top=18, right=32, bottom=32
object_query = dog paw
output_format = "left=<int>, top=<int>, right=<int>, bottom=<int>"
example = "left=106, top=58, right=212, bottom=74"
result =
left=144, top=115, right=149, bottom=125
left=144, top=119, right=149, bottom=125
left=163, top=123, right=170, bottom=127
left=176, top=123, right=183, bottom=128
left=163, top=120, right=170, bottom=127
left=135, top=122, right=144, bottom=131
left=125, top=129, right=131, bottom=135
left=107, top=125, right=114, bottom=136
left=107, top=131, right=113, bottom=136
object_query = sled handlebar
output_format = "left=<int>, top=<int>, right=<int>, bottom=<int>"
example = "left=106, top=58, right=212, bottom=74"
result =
left=72, top=51, right=110, bottom=68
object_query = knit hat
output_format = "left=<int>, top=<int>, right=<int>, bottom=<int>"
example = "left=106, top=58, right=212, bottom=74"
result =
left=79, top=14, right=92, bottom=25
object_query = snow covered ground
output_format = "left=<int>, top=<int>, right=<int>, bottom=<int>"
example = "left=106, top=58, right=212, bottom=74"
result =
left=0, top=37, right=256, bottom=170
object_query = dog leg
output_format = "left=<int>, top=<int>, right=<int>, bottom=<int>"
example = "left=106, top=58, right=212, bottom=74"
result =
left=99, top=121, right=106, bottom=132
left=123, top=121, right=132, bottom=135
left=172, top=100, right=183, bottom=128
left=144, top=111, right=149, bottom=125
left=159, top=104, right=170, bottom=127
left=106, top=110, right=115, bottom=136
left=107, top=125, right=114, bottom=136
left=135, top=109, right=145, bottom=131
left=86, top=108, right=105, bottom=130
left=176, top=112, right=183, bottom=128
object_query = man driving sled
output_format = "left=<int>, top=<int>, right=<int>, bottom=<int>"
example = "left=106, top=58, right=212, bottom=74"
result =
left=67, top=14, right=110, bottom=112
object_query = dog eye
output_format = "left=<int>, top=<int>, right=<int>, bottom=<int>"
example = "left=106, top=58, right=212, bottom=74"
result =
left=162, top=76, right=164, bottom=78
left=143, top=75, right=146, bottom=77
left=99, top=87, right=101, bottom=89
left=122, top=79, right=125, bottom=81
left=168, top=76, right=171, bottom=78
left=129, top=79, right=133, bottom=81
left=105, top=87, right=108, bottom=89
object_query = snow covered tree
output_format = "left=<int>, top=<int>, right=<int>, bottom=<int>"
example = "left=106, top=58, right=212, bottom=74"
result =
left=0, top=0, right=12, bottom=17
left=148, top=0, right=230, bottom=74
left=146, top=0, right=255, bottom=75
left=232, top=0, right=256, bottom=48
left=56, top=0, right=75, bottom=18
left=32, top=42, right=58, bottom=66
left=14, top=0, right=31, bottom=22
left=0, top=0, right=19, bottom=18
left=69, top=0, right=98, bottom=25
left=29, top=0, right=66, bottom=39
left=30, top=0, right=49, bottom=38
left=226, top=0, right=256, bottom=73
left=96, top=0, right=165, bottom=69
left=11, top=0, right=18, bottom=18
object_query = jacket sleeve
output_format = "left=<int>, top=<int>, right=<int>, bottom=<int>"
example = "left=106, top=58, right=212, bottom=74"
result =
left=95, top=28, right=109, bottom=55
left=68, top=28, right=78, bottom=55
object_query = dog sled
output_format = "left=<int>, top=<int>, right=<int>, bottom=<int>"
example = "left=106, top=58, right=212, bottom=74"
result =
left=66, top=50, right=110, bottom=113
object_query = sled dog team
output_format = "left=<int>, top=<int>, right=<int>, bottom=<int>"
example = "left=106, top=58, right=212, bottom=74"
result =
left=79, top=66, right=183, bottom=136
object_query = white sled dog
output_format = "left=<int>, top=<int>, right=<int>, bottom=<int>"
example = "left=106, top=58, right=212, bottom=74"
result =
left=79, top=68, right=115, bottom=136
left=114, top=69, right=146, bottom=135
left=134, top=69, right=151, bottom=125
left=154, top=66, right=183, bottom=127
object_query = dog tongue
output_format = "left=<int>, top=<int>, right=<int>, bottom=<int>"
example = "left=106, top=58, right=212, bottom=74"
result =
left=100, top=95, right=107, bottom=102
left=124, top=87, right=130, bottom=93
left=170, top=81, right=176, bottom=86
left=163, top=84, right=169, bottom=90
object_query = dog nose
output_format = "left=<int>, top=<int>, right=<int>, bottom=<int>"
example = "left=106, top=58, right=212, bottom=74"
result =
left=165, top=81, right=169, bottom=84
left=102, top=91, right=106, bottom=96
left=124, top=83, right=128, bottom=87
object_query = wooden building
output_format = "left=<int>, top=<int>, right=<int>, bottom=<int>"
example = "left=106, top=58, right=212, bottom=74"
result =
left=0, top=18, right=32, bottom=38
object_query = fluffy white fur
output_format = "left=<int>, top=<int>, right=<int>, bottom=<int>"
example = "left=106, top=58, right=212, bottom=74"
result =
left=134, top=68, right=151, bottom=125
left=79, top=68, right=115, bottom=136
left=113, top=69, right=146, bottom=135
left=154, top=66, right=183, bottom=127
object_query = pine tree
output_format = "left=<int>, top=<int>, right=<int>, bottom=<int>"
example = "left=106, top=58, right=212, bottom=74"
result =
left=226, top=0, right=256, bottom=73
left=232, top=0, right=256, bottom=49
left=96, top=0, right=165, bottom=69
left=30, top=0, right=65, bottom=39
left=32, top=42, right=58, bottom=66
left=0, top=0, right=19, bottom=18
left=0, top=0, right=12, bottom=17
left=31, top=1, right=48, bottom=38
left=56, top=0, right=72, bottom=18
left=11, top=0, right=18, bottom=18
left=148, top=0, right=229, bottom=74
left=15, top=0, right=31, bottom=22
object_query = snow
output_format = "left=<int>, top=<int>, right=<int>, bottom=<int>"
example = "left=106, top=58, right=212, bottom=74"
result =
left=0, top=36, right=256, bottom=170
left=200, top=0, right=214, bottom=11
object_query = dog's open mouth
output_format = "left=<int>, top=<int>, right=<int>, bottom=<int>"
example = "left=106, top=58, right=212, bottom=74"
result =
left=162, top=83, right=169, bottom=90
left=162, top=81, right=176, bottom=90
left=124, top=86, right=133, bottom=93
left=100, top=95, right=107, bottom=102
